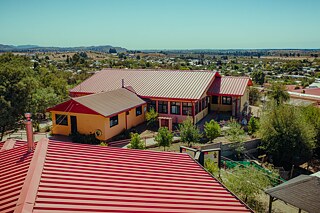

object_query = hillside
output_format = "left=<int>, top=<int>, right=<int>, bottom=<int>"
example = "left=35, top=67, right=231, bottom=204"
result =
left=0, top=44, right=127, bottom=53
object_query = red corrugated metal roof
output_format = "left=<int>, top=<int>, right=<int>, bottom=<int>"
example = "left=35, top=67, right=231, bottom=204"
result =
left=70, top=69, right=219, bottom=100
left=293, top=88, right=320, bottom=96
left=207, top=77, right=252, bottom=96
left=1, top=139, right=252, bottom=212
left=0, top=144, right=35, bottom=213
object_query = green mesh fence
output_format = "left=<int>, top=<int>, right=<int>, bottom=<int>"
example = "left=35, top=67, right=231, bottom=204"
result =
left=222, top=160, right=286, bottom=186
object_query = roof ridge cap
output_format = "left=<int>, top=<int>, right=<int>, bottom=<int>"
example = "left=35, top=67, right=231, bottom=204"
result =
left=1, top=138, right=16, bottom=151
left=14, top=138, right=49, bottom=213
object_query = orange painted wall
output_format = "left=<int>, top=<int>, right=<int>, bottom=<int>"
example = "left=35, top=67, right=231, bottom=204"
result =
left=105, top=112, right=126, bottom=140
left=51, top=111, right=108, bottom=140
left=126, top=104, right=147, bottom=129
left=51, top=105, right=147, bottom=141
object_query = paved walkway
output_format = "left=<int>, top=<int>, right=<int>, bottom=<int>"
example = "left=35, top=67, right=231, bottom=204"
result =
left=196, top=112, right=232, bottom=132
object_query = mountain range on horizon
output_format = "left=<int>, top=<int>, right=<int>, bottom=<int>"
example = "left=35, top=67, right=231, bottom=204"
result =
left=0, top=44, right=127, bottom=53
left=0, top=44, right=319, bottom=54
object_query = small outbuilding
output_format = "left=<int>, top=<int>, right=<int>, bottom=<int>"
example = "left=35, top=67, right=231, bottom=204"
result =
left=265, top=173, right=320, bottom=213
left=48, top=88, right=146, bottom=141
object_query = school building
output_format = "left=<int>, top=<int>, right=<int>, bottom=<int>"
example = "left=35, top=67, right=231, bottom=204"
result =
left=48, top=69, right=252, bottom=140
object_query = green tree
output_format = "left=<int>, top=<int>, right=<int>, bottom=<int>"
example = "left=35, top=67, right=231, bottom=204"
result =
left=179, top=118, right=201, bottom=147
left=204, top=120, right=221, bottom=143
left=145, top=108, right=158, bottom=128
left=248, top=87, right=261, bottom=106
left=248, top=117, right=259, bottom=135
left=251, top=70, right=265, bottom=85
left=221, top=166, right=271, bottom=204
left=267, top=82, right=290, bottom=105
left=226, top=119, right=246, bottom=157
left=109, top=48, right=117, bottom=54
left=301, top=105, right=320, bottom=154
left=155, top=127, right=173, bottom=151
left=0, top=53, right=36, bottom=140
left=128, top=133, right=145, bottom=149
left=259, top=103, right=315, bottom=167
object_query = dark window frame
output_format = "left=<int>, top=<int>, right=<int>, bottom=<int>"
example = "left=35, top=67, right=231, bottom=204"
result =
left=55, top=114, right=68, bottom=126
left=222, top=96, right=232, bottom=105
left=182, top=102, right=192, bottom=116
left=195, top=101, right=200, bottom=114
left=136, top=106, right=142, bottom=116
left=212, top=96, right=219, bottom=104
left=147, top=100, right=156, bottom=112
left=202, top=97, right=206, bottom=110
left=158, top=101, right=168, bottom=114
left=110, top=115, right=119, bottom=128
left=170, top=102, right=181, bottom=115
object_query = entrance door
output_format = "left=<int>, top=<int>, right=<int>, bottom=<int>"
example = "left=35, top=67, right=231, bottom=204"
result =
left=70, top=116, right=77, bottom=134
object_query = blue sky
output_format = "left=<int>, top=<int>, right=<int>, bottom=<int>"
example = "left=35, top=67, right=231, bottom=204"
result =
left=0, top=0, right=319, bottom=49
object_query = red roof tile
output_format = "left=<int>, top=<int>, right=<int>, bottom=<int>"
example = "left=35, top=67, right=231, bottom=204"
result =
left=207, top=77, right=252, bottom=96
left=1, top=139, right=252, bottom=212
left=70, top=69, right=220, bottom=100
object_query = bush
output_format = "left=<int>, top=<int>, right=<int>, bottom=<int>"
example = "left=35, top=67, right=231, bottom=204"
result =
left=226, top=119, right=246, bottom=158
left=128, top=133, right=145, bottom=149
left=100, top=142, right=108, bottom=146
left=179, top=118, right=202, bottom=147
left=145, top=108, right=158, bottom=129
left=70, top=132, right=100, bottom=145
left=155, top=127, right=173, bottom=151
left=204, top=120, right=221, bottom=143
left=248, top=117, right=259, bottom=135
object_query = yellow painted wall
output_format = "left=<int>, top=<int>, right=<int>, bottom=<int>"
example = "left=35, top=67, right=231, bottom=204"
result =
left=51, top=105, right=147, bottom=141
left=105, top=112, right=126, bottom=140
left=240, top=88, right=249, bottom=112
left=210, top=96, right=232, bottom=112
left=126, top=104, right=147, bottom=129
left=51, top=111, right=108, bottom=140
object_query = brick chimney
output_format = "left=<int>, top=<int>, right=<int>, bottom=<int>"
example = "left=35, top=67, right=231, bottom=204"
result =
left=25, top=113, right=34, bottom=152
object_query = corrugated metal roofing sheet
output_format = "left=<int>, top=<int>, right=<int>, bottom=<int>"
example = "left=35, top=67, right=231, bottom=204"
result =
left=0, top=144, right=34, bottom=213
left=1, top=139, right=252, bottom=212
left=70, top=69, right=218, bottom=100
left=207, top=77, right=252, bottom=96
left=265, top=175, right=320, bottom=213
left=74, top=88, right=145, bottom=117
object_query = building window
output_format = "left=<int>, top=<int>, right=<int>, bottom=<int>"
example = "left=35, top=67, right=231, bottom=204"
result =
left=158, top=101, right=168, bottom=114
left=147, top=100, right=156, bottom=111
left=55, top=114, right=68, bottom=126
left=195, top=101, right=200, bottom=114
left=182, top=102, right=192, bottom=115
left=110, top=115, right=118, bottom=127
left=136, top=106, right=142, bottom=116
left=212, top=96, right=219, bottom=104
left=222, top=96, right=232, bottom=105
left=202, top=97, right=207, bottom=110
left=170, top=102, right=180, bottom=115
